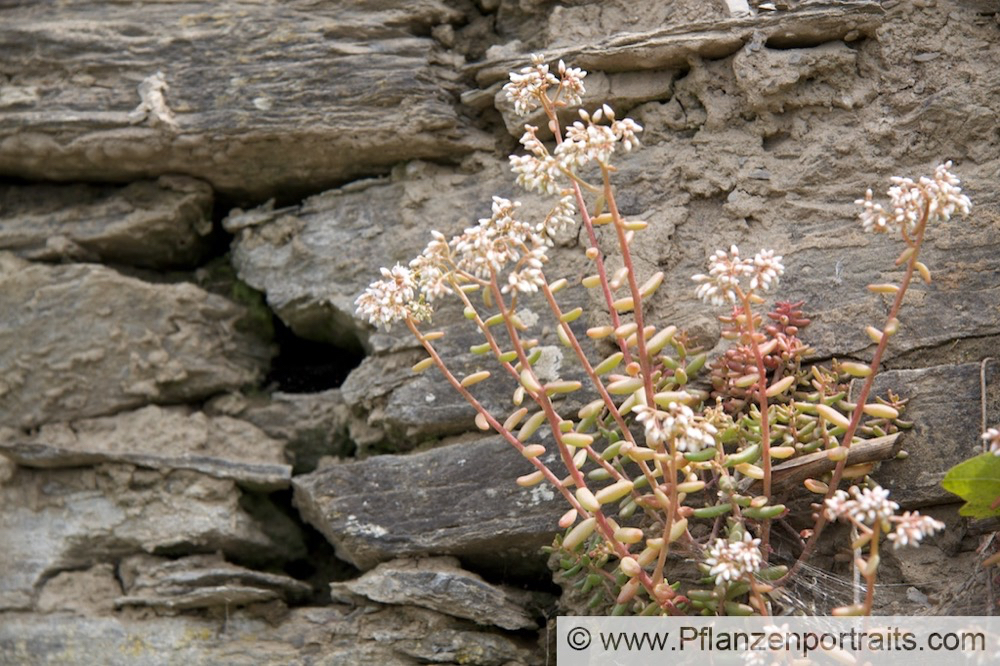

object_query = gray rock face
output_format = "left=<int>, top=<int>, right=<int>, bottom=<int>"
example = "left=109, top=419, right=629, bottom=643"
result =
left=0, top=463, right=296, bottom=611
left=205, top=390, right=352, bottom=473
left=0, top=1, right=488, bottom=199
left=115, top=553, right=312, bottom=611
left=0, top=405, right=291, bottom=491
left=0, top=176, right=213, bottom=269
left=868, top=362, right=1000, bottom=508
left=0, top=605, right=539, bottom=666
left=331, top=557, right=540, bottom=631
left=0, top=254, right=272, bottom=428
left=292, top=434, right=566, bottom=573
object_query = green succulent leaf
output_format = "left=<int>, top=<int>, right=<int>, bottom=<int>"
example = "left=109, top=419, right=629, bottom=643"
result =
left=941, top=453, right=1000, bottom=518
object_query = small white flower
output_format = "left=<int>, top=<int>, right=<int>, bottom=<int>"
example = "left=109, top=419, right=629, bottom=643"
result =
left=557, top=59, right=587, bottom=107
left=750, top=249, right=784, bottom=291
left=857, top=162, right=972, bottom=235
left=704, top=532, right=763, bottom=587
left=355, top=263, right=425, bottom=330
left=692, top=245, right=754, bottom=306
left=825, top=485, right=899, bottom=529
left=503, top=54, right=559, bottom=117
left=539, top=194, right=577, bottom=238
left=983, top=427, right=1000, bottom=455
left=887, top=511, right=945, bottom=549
left=634, top=399, right=717, bottom=453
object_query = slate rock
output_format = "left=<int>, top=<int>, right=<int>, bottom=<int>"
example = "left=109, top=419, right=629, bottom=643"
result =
left=292, top=434, right=566, bottom=574
left=0, top=605, right=540, bottom=666
left=866, top=362, right=1000, bottom=508
left=205, top=390, right=352, bottom=473
left=0, top=254, right=272, bottom=428
left=0, top=405, right=291, bottom=491
left=0, top=176, right=213, bottom=269
left=0, top=463, right=298, bottom=611
left=0, top=1, right=488, bottom=199
left=331, top=556, right=540, bottom=631
left=115, top=553, right=312, bottom=611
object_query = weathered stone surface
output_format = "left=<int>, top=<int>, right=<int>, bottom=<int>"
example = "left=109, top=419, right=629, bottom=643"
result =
left=0, top=605, right=539, bottom=666
left=331, top=557, right=540, bottom=631
left=0, top=464, right=299, bottom=611
left=205, top=390, right=351, bottom=473
left=37, top=564, right=122, bottom=615
left=293, top=434, right=566, bottom=573
left=477, top=1, right=884, bottom=88
left=0, top=176, right=213, bottom=269
left=116, top=553, right=311, bottom=611
left=0, top=2, right=489, bottom=199
left=0, top=254, right=272, bottom=428
left=0, top=405, right=291, bottom=491
left=866, top=362, right=1000, bottom=508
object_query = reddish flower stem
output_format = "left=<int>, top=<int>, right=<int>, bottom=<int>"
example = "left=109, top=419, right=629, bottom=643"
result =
left=776, top=201, right=930, bottom=588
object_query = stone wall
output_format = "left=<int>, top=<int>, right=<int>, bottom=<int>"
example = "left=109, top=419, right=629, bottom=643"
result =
left=2, top=1, right=999, bottom=663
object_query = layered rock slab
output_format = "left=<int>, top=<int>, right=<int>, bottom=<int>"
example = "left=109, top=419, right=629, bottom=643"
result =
left=292, top=434, right=566, bottom=573
left=0, top=176, right=213, bottom=269
left=0, top=405, right=291, bottom=491
left=0, top=1, right=488, bottom=198
left=0, top=605, right=539, bottom=666
left=0, top=462, right=299, bottom=611
left=0, top=254, right=272, bottom=428
left=331, top=556, right=540, bottom=631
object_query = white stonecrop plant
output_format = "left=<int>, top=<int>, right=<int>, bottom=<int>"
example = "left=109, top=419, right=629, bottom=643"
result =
left=354, top=52, right=971, bottom=618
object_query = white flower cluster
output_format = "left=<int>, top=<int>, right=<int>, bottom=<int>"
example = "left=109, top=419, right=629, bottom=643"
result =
left=355, top=264, right=426, bottom=331
left=634, top=399, right=718, bottom=453
left=887, top=511, right=945, bottom=549
left=704, top=532, right=764, bottom=587
left=692, top=245, right=785, bottom=306
left=825, top=484, right=944, bottom=549
left=856, top=161, right=972, bottom=234
left=510, top=106, right=643, bottom=195
left=503, top=54, right=586, bottom=117
left=983, top=427, right=1000, bottom=455
left=825, top=485, right=898, bottom=528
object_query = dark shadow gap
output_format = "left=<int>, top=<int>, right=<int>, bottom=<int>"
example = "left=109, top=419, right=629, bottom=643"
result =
left=265, top=318, right=364, bottom=393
